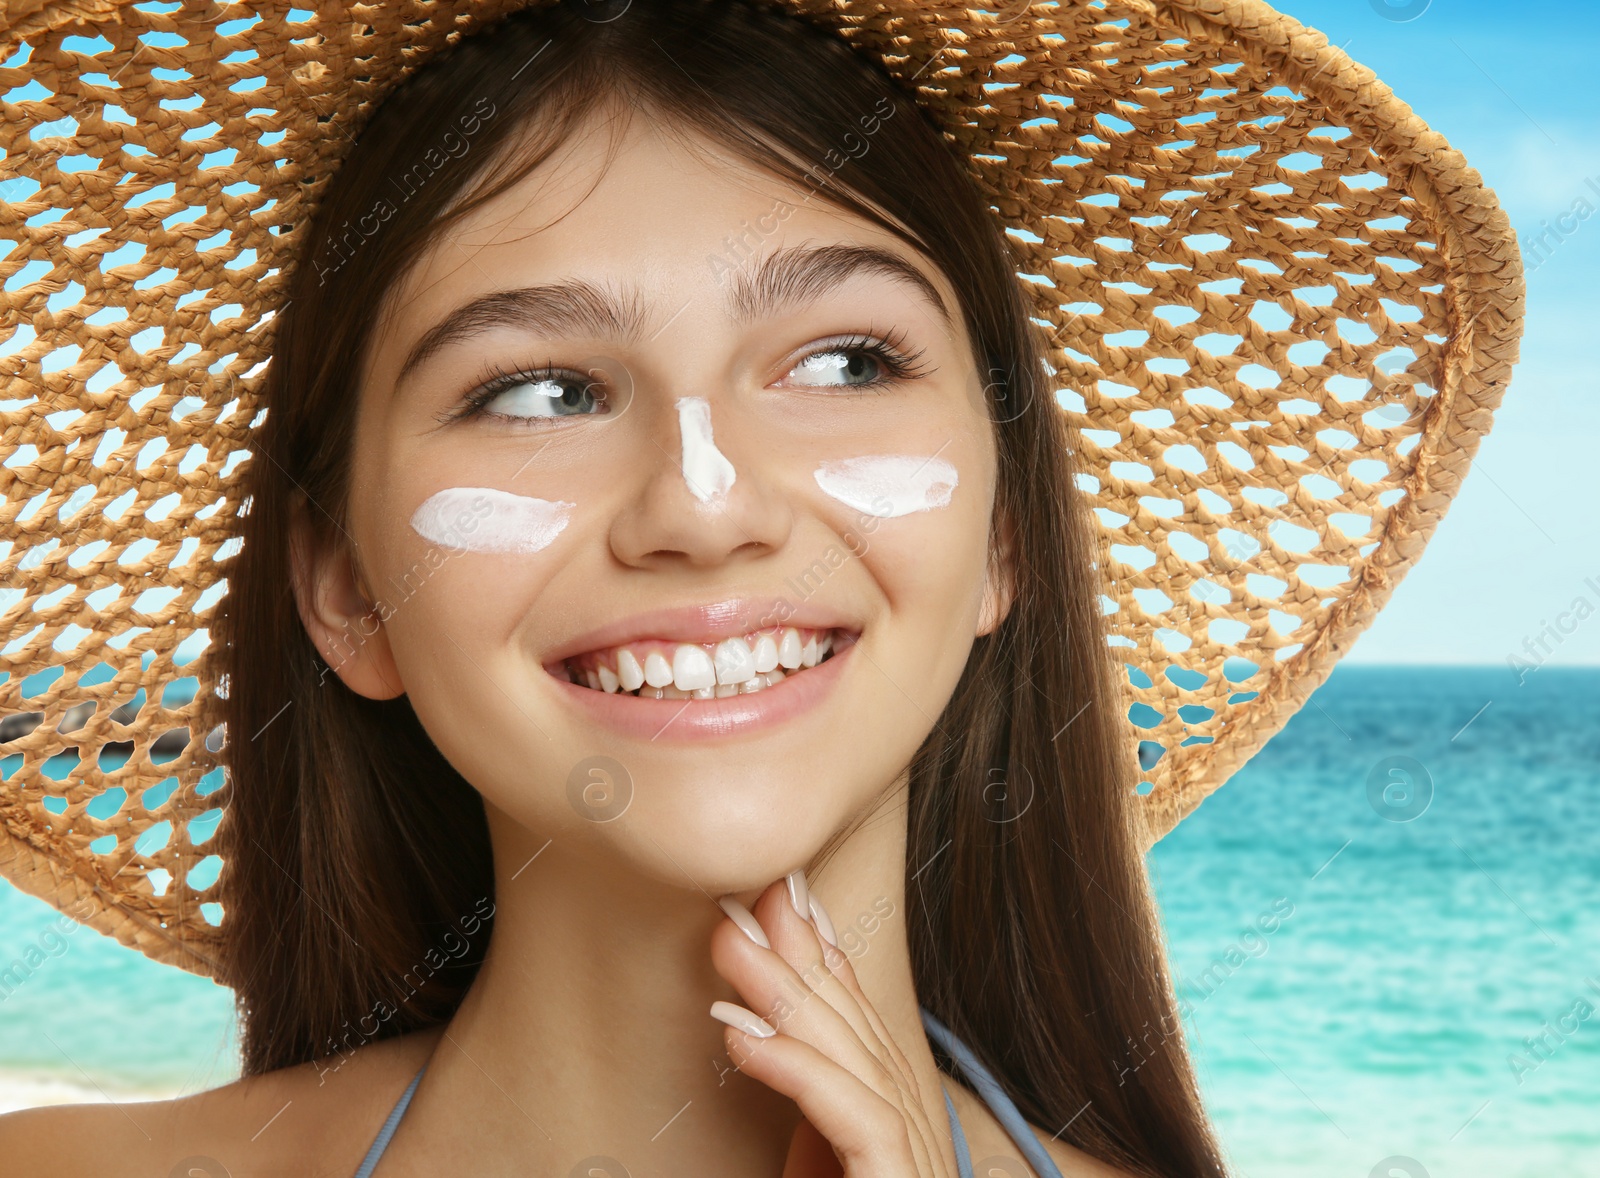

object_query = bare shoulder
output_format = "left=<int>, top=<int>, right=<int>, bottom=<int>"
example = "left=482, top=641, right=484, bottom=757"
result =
left=941, top=1075, right=1142, bottom=1178
left=1039, top=1131, right=1146, bottom=1178
left=0, top=1025, right=444, bottom=1178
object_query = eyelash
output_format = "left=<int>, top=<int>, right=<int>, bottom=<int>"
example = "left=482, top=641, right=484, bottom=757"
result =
left=441, top=355, right=602, bottom=426
left=789, top=327, right=934, bottom=393
left=439, top=328, right=933, bottom=426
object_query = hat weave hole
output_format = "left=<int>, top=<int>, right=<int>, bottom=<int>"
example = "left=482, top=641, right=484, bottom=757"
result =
left=0, top=5, right=327, bottom=969
left=868, top=0, right=1470, bottom=836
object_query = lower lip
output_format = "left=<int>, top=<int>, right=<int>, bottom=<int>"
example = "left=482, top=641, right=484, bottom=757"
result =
left=545, top=635, right=857, bottom=742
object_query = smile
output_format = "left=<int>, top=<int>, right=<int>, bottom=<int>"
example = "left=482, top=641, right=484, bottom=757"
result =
left=560, top=626, right=845, bottom=699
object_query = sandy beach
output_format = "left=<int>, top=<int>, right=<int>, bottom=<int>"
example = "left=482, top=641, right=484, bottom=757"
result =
left=0, top=1069, right=185, bottom=1115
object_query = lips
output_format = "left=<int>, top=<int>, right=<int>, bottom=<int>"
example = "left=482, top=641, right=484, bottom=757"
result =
left=549, top=630, right=858, bottom=741
left=539, top=598, right=861, bottom=736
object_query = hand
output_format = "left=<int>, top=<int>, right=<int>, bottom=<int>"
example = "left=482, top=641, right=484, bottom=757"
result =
left=708, top=873, right=957, bottom=1178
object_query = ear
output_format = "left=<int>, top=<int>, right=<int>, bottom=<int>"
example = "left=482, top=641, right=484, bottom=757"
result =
left=289, top=496, right=405, bottom=700
left=975, top=501, right=1017, bottom=638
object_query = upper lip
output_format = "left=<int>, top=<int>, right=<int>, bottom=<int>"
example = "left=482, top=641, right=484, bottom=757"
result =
left=542, top=596, right=860, bottom=665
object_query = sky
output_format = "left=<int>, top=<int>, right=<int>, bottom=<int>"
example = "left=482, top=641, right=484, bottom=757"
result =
left=1261, top=0, right=1600, bottom=666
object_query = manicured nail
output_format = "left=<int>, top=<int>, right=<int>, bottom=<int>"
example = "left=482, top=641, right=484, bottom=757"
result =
left=710, top=1000, right=776, bottom=1038
left=808, top=892, right=839, bottom=947
left=717, top=895, right=770, bottom=948
left=785, top=868, right=810, bottom=921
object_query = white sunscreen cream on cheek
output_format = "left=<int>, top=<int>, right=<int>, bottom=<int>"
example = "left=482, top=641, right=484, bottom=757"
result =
left=676, top=396, right=737, bottom=504
left=410, top=487, right=576, bottom=554
left=812, top=455, right=959, bottom=518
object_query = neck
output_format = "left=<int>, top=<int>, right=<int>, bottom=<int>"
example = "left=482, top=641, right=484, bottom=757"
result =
left=411, top=777, right=938, bottom=1175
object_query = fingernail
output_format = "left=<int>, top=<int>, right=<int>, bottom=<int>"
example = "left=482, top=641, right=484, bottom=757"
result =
left=785, top=868, right=810, bottom=921
left=717, top=895, right=771, bottom=948
left=710, top=1000, right=776, bottom=1038
left=808, top=892, right=838, bottom=947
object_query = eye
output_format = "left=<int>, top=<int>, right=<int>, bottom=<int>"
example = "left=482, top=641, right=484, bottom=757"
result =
left=790, top=347, right=883, bottom=389
left=445, top=365, right=609, bottom=426
left=484, top=375, right=603, bottom=418
left=781, top=331, right=932, bottom=392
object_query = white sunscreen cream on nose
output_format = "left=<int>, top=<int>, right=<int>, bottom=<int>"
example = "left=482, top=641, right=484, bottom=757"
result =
left=410, top=487, right=575, bottom=554
left=813, top=455, right=959, bottom=518
left=676, top=396, right=737, bottom=504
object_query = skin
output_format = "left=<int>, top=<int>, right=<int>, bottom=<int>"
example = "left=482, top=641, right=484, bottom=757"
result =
left=0, top=100, right=1136, bottom=1178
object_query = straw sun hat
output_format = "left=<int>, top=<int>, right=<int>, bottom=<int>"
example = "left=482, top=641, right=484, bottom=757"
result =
left=0, top=0, right=1522, bottom=979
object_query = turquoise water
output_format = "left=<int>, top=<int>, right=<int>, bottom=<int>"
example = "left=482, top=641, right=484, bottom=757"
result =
left=2, top=666, right=1595, bottom=1175
left=1149, top=665, right=1599, bottom=1176
left=0, top=897, right=239, bottom=1099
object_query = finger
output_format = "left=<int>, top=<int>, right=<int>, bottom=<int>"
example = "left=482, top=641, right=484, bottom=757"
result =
left=714, top=1016, right=920, bottom=1178
left=711, top=894, right=901, bottom=1105
left=805, top=892, right=940, bottom=1122
left=752, top=881, right=888, bottom=1063
left=756, top=884, right=946, bottom=1162
left=804, top=893, right=958, bottom=1178
left=740, top=883, right=948, bottom=1178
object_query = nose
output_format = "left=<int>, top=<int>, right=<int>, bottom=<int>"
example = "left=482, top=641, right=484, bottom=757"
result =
left=609, top=394, right=792, bottom=570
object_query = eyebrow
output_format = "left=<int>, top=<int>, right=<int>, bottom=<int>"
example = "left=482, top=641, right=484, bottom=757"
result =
left=724, top=242, right=953, bottom=333
left=395, top=279, right=649, bottom=393
left=392, top=243, right=954, bottom=394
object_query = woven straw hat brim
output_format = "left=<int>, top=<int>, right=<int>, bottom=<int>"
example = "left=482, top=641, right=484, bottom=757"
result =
left=0, top=0, right=1522, bottom=978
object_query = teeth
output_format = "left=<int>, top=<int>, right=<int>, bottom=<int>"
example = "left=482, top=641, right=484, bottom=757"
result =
left=643, top=651, right=675, bottom=689
left=672, top=644, right=717, bottom=691
left=567, top=627, right=840, bottom=699
left=617, top=649, right=645, bottom=692
left=752, top=632, right=779, bottom=673
left=713, top=636, right=757, bottom=685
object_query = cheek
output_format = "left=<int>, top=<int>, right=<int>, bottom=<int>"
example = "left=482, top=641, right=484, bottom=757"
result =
left=410, top=486, right=575, bottom=554
left=810, top=450, right=988, bottom=586
left=811, top=454, right=958, bottom=519
left=372, top=485, right=575, bottom=670
left=368, top=516, right=571, bottom=823
left=819, top=448, right=992, bottom=638
left=855, top=503, right=989, bottom=618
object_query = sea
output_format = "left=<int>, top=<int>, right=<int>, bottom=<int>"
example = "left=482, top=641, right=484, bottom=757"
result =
left=1, top=665, right=1595, bottom=1177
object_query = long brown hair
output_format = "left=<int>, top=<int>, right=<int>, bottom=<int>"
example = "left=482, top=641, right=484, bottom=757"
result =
left=216, top=1, right=1228, bottom=1173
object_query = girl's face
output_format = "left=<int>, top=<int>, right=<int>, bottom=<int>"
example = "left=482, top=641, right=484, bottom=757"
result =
left=322, top=105, right=1011, bottom=892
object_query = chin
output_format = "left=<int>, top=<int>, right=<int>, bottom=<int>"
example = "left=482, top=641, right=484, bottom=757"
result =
left=570, top=760, right=869, bottom=891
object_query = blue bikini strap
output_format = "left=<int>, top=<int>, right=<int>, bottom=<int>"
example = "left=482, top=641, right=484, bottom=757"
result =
left=941, top=1082, right=976, bottom=1178
left=352, top=1063, right=426, bottom=1178
left=920, top=1006, right=1065, bottom=1178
